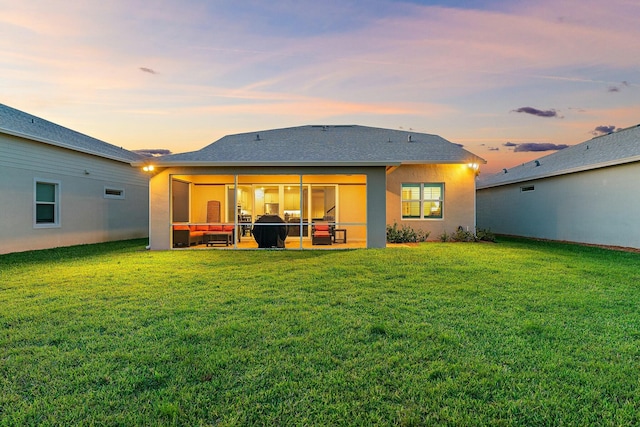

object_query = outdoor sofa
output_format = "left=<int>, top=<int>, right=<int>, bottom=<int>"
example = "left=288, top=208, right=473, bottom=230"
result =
left=173, top=224, right=235, bottom=247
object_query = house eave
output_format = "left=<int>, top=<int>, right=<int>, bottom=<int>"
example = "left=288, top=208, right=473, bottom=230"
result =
left=0, top=128, right=138, bottom=164
left=400, top=159, right=487, bottom=165
left=477, top=156, right=640, bottom=190
left=134, top=160, right=402, bottom=168
left=135, top=159, right=486, bottom=168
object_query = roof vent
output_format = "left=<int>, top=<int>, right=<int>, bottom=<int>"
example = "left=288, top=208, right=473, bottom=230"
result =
left=408, top=135, right=412, bottom=142
left=534, top=160, right=540, bottom=167
left=387, top=138, right=392, bottom=143
left=503, top=168, right=508, bottom=174
left=255, top=134, right=261, bottom=141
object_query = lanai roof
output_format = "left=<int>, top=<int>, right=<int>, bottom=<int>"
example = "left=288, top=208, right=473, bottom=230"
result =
left=151, top=125, right=486, bottom=167
left=478, top=123, right=640, bottom=189
left=0, top=103, right=144, bottom=163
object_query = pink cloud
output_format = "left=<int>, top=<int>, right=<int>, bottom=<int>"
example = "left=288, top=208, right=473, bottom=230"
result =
left=2, top=0, right=639, bottom=170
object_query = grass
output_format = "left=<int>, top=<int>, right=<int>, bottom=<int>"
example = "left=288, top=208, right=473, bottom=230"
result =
left=1, top=238, right=639, bottom=426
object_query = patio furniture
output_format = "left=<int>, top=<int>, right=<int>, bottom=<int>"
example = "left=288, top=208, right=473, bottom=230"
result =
left=333, top=228, right=347, bottom=244
left=239, top=214, right=252, bottom=237
left=312, top=223, right=333, bottom=245
left=173, top=224, right=235, bottom=247
left=173, top=224, right=207, bottom=247
left=205, top=232, right=232, bottom=246
left=286, top=217, right=308, bottom=237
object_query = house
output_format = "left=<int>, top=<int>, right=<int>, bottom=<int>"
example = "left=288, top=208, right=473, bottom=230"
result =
left=476, top=124, right=640, bottom=249
left=0, top=104, right=149, bottom=255
left=138, top=125, right=485, bottom=249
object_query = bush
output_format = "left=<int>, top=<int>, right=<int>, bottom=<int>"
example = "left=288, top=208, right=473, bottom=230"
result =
left=451, top=227, right=476, bottom=242
left=386, top=222, right=430, bottom=243
left=476, top=228, right=496, bottom=242
left=440, top=226, right=491, bottom=243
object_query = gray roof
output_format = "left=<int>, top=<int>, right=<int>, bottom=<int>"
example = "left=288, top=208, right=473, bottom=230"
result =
left=0, top=103, right=144, bottom=163
left=152, top=125, right=486, bottom=167
left=477, top=123, right=640, bottom=189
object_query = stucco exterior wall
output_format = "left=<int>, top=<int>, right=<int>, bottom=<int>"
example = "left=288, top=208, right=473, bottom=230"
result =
left=476, top=162, right=640, bottom=249
left=0, top=133, right=149, bottom=254
left=385, top=164, right=478, bottom=240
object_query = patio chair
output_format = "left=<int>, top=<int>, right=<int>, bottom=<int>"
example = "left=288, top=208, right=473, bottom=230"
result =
left=312, top=223, right=333, bottom=245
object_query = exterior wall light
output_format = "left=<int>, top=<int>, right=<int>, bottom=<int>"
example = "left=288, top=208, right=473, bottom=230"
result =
left=467, top=163, right=480, bottom=176
left=143, top=165, right=155, bottom=172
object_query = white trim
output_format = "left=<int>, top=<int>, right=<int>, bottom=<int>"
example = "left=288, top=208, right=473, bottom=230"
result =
left=34, top=178, right=61, bottom=228
left=400, top=182, right=444, bottom=220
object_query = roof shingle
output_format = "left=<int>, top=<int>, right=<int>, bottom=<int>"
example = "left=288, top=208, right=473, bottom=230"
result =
left=155, top=125, right=485, bottom=166
left=0, top=103, right=143, bottom=163
left=477, top=124, right=640, bottom=189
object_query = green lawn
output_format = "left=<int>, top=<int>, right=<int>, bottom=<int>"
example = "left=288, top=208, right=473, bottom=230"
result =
left=1, top=238, right=639, bottom=426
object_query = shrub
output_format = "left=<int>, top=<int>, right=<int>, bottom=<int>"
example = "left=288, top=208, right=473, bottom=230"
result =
left=386, top=222, right=430, bottom=243
left=440, top=227, right=482, bottom=242
left=451, top=227, right=476, bottom=242
left=476, top=228, right=496, bottom=242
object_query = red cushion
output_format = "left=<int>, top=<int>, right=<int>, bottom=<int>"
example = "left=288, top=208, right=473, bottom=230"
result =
left=174, top=225, right=189, bottom=231
left=315, top=225, right=329, bottom=231
left=222, top=225, right=235, bottom=232
left=209, top=225, right=222, bottom=231
left=196, top=224, right=209, bottom=231
left=315, top=231, right=330, bottom=237
left=189, top=225, right=197, bottom=231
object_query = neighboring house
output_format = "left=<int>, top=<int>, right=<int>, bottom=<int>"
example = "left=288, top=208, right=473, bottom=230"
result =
left=0, top=104, right=149, bottom=255
left=477, top=124, right=640, bottom=249
left=137, top=125, right=485, bottom=249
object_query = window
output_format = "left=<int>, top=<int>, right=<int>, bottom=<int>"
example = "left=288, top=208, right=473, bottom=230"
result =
left=34, top=179, right=60, bottom=227
left=520, top=185, right=535, bottom=192
left=402, top=183, right=443, bottom=219
left=104, top=187, right=125, bottom=199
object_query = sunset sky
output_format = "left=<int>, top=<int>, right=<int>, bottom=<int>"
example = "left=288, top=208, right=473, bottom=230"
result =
left=2, top=0, right=639, bottom=173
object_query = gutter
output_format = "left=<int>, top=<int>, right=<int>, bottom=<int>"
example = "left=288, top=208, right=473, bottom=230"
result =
left=133, top=159, right=487, bottom=168
left=131, top=160, right=402, bottom=167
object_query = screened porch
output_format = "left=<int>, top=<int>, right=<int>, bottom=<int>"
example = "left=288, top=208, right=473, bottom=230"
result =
left=170, top=173, right=368, bottom=249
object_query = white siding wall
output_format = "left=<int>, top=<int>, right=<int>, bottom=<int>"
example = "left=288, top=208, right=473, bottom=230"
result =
left=0, top=134, right=149, bottom=254
left=476, top=163, right=640, bottom=249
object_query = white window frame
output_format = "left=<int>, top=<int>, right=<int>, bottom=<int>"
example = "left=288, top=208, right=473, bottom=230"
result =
left=34, top=178, right=61, bottom=228
left=401, top=182, right=444, bottom=220
left=104, top=186, right=125, bottom=199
